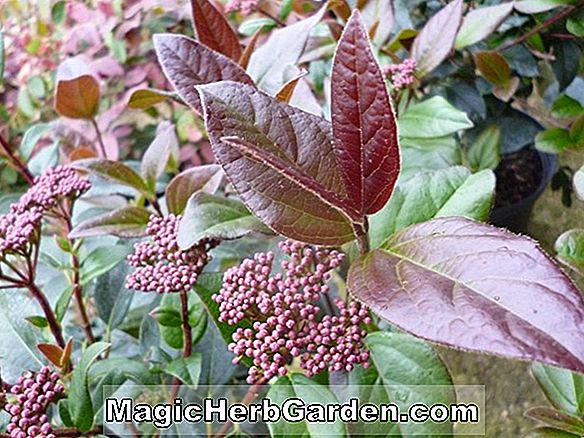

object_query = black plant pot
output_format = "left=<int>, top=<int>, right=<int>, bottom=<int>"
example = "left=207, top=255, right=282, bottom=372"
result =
left=489, top=149, right=557, bottom=234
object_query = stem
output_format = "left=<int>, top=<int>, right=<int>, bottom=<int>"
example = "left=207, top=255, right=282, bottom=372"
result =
left=63, top=207, right=95, bottom=344
left=212, top=378, right=267, bottom=438
left=500, top=1, right=583, bottom=51
left=150, top=197, right=163, bottom=216
left=180, top=289, right=193, bottom=358
left=90, top=118, right=107, bottom=158
left=0, top=135, right=34, bottom=185
left=27, top=282, right=66, bottom=348
left=258, top=7, right=285, bottom=26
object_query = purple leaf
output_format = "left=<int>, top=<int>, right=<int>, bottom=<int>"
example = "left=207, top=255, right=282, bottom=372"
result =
left=331, top=10, right=400, bottom=216
left=348, top=217, right=584, bottom=374
left=154, top=34, right=254, bottom=113
left=165, top=164, right=223, bottom=215
left=411, top=0, right=464, bottom=77
left=190, top=0, right=242, bottom=61
left=197, top=81, right=360, bottom=245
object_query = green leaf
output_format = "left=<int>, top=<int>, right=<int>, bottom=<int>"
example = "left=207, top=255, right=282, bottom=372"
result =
left=28, top=141, right=59, bottom=175
left=369, top=167, right=495, bottom=248
left=567, top=11, right=584, bottom=36
left=80, top=245, right=131, bottom=286
left=69, top=342, right=110, bottom=432
left=19, top=123, right=51, bottom=160
left=75, top=159, right=150, bottom=195
left=165, top=165, right=223, bottom=215
left=164, top=355, right=202, bottom=388
left=127, top=89, right=171, bottom=109
left=69, top=206, right=151, bottom=238
left=25, top=315, right=49, bottom=328
left=555, top=229, right=584, bottom=274
left=151, top=307, right=183, bottom=327
left=94, top=262, right=134, bottom=330
left=51, top=1, right=66, bottom=24
left=141, top=121, right=177, bottom=188
left=238, top=18, right=277, bottom=36
left=89, top=358, right=154, bottom=385
left=467, top=125, right=501, bottom=171
left=177, top=193, right=271, bottom=249
left=455, top=3, right=514, bottom=50
left=58, top=399, right=74, bottom=427
left=551, top=95, right=583, bottom=119
left=527, top=427, right=581, bottom=437
left=535, top=128, right=576, bottom=153
left=360, top=331, right=455, bottom=436
left=400, top=136, right=462, bottom=178
left=398, top=96, right=473, bottom=138
left=532, top=363, right=584, bottom=416
left=267, top=374, right=347, bottom=438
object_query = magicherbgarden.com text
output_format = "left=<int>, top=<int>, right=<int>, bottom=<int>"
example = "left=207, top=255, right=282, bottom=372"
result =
left=105, top=397, right=480, bottom=429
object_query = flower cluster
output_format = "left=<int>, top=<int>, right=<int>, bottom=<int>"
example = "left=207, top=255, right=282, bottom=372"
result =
left=4, top=366, right=64, bottom=438
left=225, top=0, right=259, bottom=16
left=384, top=58, right=416, bottom=90
left=214, top=240, right=371, bottom=383
left=126, top=214, right=214, bottom=293
left=0, top=166, right=91, bottom=256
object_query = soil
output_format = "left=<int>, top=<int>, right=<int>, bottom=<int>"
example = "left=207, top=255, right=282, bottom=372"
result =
left=494, top=148, right=543, bottom=208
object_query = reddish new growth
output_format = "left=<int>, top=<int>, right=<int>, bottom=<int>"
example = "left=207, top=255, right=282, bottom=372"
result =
left=126, top=214, right=213, bottom=293
left=225, top=0, right=259, bottom=16
left=384, top=58, right=416, bottom=90
left=0, top=166, right=91, bottom=256
left=4, top=366, right=64, bottom=438
left=214, top=240, right=371, bottom=383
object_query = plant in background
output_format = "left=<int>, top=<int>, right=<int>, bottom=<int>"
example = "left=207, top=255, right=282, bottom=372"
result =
left=0, top=0, right=583, bottom=437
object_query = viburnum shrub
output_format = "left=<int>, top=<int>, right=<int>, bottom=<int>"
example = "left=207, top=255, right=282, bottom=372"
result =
left=0, top=0, right=583, bottom=436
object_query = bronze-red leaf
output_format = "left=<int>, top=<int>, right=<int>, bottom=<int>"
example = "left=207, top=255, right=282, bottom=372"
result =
left=331, top=10, right=400, bottom=216
left=154, top=34, right=254, bottom=113
left=190, top=0, right=242, bottom=61
left=348, top=217, right=584, bottom=374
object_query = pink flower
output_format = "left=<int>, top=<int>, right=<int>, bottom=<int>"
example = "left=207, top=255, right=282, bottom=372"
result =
left=126, top=215, right=215, bottom=293
left=384, top=58, right=416, bottom=91
left=4, top=366, right=64, bottom=438
left=214, top=240, right=370, bottom=383
left=225, top=0, right=259, bottom=16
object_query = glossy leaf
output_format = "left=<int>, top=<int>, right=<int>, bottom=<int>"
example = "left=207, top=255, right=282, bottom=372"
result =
left=154, top=34, right=254, bottom=112
left=55, top=75, right=100, bottom=119
left=141, top=121, right=177, bottom=187
left=166, top=164, right=223, bottom=215
left=247, top=6, right=327, bottom=94
left=555, top=229, right=584, bottom=274
left=69, top=342, right=110, bottom=432
left=80, top=245, right=131, bottom=286
left=398, top=96, right=473, bottom=138
left=552, top=96, right=582, bottom=119
left=238, top=18, right=277, bottom=36
left=190, top=0, right=242, bottom=61
left=570, top=114, right=584, bottom=147
left=348, top=217, right=584, bottom=374
left=94, top=263, right=135, bottom=330
left=467, top=125, right=501, bottom=172
left=238, top=27, right=263, bottom=70
left=165, top=354, right=202, bottom=388
left=20, top=123, right=51, bottom=160
left=69, top=206, right=151, bottom=238
left=474, top=51, right=511, bottom=86
left=400, top=136, right=462, bottom=178
left=197, top=81, right=357, bottom=245
left=331, top=10, right=400, bottom=216
left=178, top=193, right=270, bottom=249
left=38, top=344, right=64, bottom=368
left=532, top=363, right=584, bottom=416
left=369, top=167, right=495, bottom=248
left=268, top=374, right=347, bottom=438
left=275, top=72, right=306, bottom=103
left=75, top=159, right=150, bottom=195
left=411, top=0, right=463, bottom=77
left=455, top=3, right=514, bottom=50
